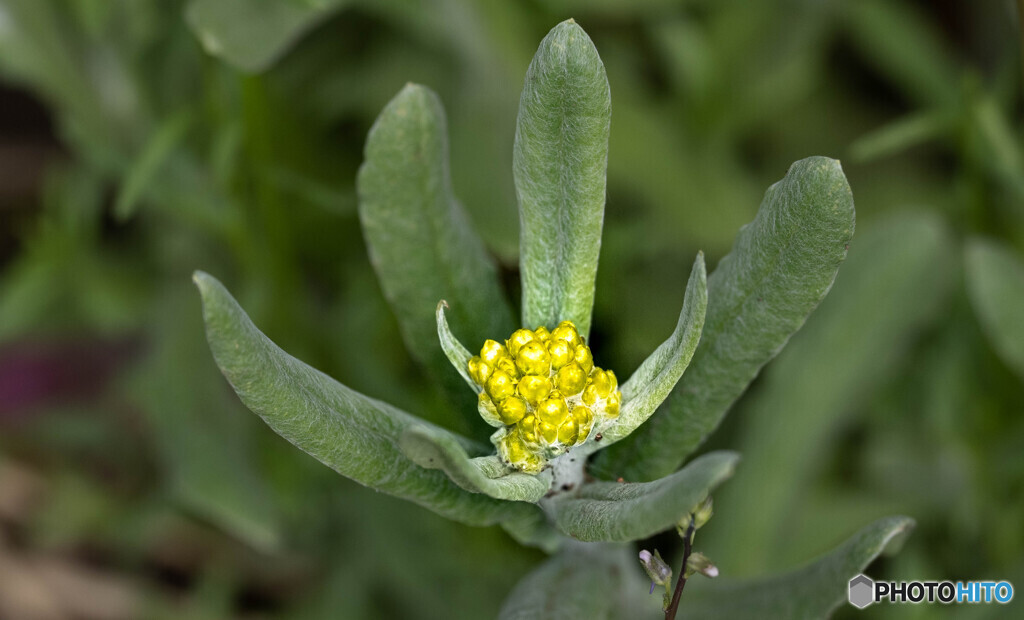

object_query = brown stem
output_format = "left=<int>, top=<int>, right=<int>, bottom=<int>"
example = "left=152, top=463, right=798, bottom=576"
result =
left=665, top=519, right=696, bottom=620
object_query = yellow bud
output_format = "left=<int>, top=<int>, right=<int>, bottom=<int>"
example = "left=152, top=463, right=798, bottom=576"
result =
left=533, top=326, right=551, bottom=341
left=467, top=356, right=493, bottom=385
left=554, top=362, right=588, bottom=396
left=557, top=417, right=579, bottom=445
left=480, top=339, right=508, bottom=365
left=547, top=339, right=573, bottom=370
left=606, top=369, right=618, bottom=392
left=582, top=383, right=599, bottom=405
left=537, top=398, right=568, bottom=426
left=574, top=345, right=594, bottom=374
left=572, top=404, right=594, bottom=444
left=519, top=414, right=539, bottom=445
left=497, top=396, right=528, bottom=425
left=517, top=374, right=552, bottom=405
left=478, top=392, right=497, bottom=414
left=507, top=329, right=535, bottom=357
left=500, top=432, right=543, bottom=473
left=604, top=391, right=621, bottom=418
left=485, top=370, right=515, bottom=402
left=551, top=323, right=581, bottom=348
left=537, top=420, right=559, bottom=445
left=591, top=369, right=612, bottom=398
left=516, top=340, right=551, bottom=376
left=495, top=357, right=519, bottom=379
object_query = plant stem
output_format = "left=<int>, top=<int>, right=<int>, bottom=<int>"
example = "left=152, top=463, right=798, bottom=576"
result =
left=665, top=519, right=696, bottom=620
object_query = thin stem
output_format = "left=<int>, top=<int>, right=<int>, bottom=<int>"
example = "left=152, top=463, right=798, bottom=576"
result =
left=665, top=518, right=696, bottom=620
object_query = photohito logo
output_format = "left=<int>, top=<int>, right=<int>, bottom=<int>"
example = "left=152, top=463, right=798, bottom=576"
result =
left=848, top=574, right=1014, bottom=609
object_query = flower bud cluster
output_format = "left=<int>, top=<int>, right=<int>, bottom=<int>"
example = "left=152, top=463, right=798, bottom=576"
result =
left=467, top=321, right=621, bottom=473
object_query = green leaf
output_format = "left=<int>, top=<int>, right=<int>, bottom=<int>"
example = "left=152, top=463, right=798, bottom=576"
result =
left=498, top=544, right=652, bottom=620
left=358, top=83, right=515, bottom=432
left=603, top=252, right=707, bottom=446
left=595, top=157, right=855, bottom=482
left=435, top=300, right=477, bottom=392
left=965, top=238, right=1024, bottom=379
left=400, top=425, right=552, bottom=503
left=515, top=19, right=611, bottom=338
left=552, top=451, right=738, bottom=542
left=194, top=271, right=539, bottom=528
left=704, top=212, right=951, bottom=574
left=683, top=517, right=915, bottom=619
left=186, top=0, right=348, bottom=73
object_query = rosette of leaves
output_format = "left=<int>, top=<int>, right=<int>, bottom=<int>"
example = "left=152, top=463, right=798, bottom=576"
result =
left=195, top=20, right=913, bottom=618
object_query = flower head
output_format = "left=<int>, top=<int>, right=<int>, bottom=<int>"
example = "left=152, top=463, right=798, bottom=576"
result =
left=467, top=320, right=622, bottom=473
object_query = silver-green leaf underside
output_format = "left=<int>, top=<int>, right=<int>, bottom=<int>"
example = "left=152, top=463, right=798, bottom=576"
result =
left=552, top=451, right=738, bottom=542
left=515, top=19, right=611, bottom=339
left=602, top=252, right=707, bottom=446
left=596, top=156, right=855, bottom=482
left=965, top=238, right=1024, bottom=380
left=400, top=425, right=552, bottom=503
left=358, top=84, right=515, bottom=430
left=186, top=0, right=348, bottom=73
left=682, top=516, right=915, bottom=619
left=194, top=271, right=539, bottom=528
left=498, top=544, right=654, bottom=620
left=436, top=300, right=477, bottom=392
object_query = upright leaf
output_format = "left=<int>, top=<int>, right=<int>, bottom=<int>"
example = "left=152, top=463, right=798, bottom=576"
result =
left=682, top=517, right=915, bottom=619
left=194, top=271, right=538, bottom=528
left=358, top=84, right=515, bottom=432
left=596, top=157, right=854, bottom=481
left=515, top=19, right=611, bottom=338
left=553, top=451, right=738, bottom=543
left=706, top=212, right=951, bottom=574
left=965, top=238, right=1024, bottom=380
left=186, top=0, right=349, bottom=73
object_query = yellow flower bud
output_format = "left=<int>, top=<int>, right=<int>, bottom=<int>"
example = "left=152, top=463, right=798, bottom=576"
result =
left=554, top=362, right=587, bottom=396
left=533, top=326, right=551, bottom=341
left=557, top=417, right=579, bottom=445
left=547, top=339, right=573, bottom=370
left=604, top=391, right=621, bottom=418
left=591, top=369, right=612, bottom=398
left=485, top=370, right=516, bottom=402
left=507, top=329, right=535, bottom=357
left=574, top=345, right=594, bottom=374
left=582, top=383, right=599, bottom=405
left=551, top=322, right=581, bottom=348
left=519, top=414, right=539, bottom=445
left=516, top=340, right=551, bottom=376
left=571, top=404, right=594, bottom=444
left=497, top=395, right=528, bottom=425
left=537, top=420, right=559, bottom=445
left=495, top=357, right=519, bottom=379
left=467, top=356, right=493, bottom=385
left=537, top=397, right=568, bottom=426
left=500, top=431, right=543, bottom=473
left=479, top=339, right=508, bottom=365
left=517, top=374, right=552, bottom=405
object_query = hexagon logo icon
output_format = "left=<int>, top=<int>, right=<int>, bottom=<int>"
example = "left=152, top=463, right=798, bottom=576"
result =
left=848, top=574, right=874, bottom=609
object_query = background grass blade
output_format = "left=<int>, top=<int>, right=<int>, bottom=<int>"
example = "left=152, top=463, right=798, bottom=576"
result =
left=965, top=238, right=1024, bottom=380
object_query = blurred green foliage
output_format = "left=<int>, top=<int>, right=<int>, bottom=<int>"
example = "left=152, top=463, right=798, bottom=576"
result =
left=0, top=0, right=1022, bottom=617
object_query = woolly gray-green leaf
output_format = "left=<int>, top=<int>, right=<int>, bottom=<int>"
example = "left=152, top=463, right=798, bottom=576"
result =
left=707, top=212, right=951, bottom=574
left=683, top=517, right=915, bottom=619
left=596, top=156, right=854, bottom=482
left=435, top=301, right=477, bottom=392
left=602, top=252, right=707, bottom=446
left=186, top=0, right=348, bottom=73
left=965, top=238, right=1024, bottom=379
left=498, top=544, right=653, bottom=620
left=515, top=19, right=611, bottom=338
left=194, top=271, right=539, bottom=528
left=552, top=451, right=738, bottom=542
left=400, top=425, right=552, bottom=503
left=358, top=84, right=514, bottom=431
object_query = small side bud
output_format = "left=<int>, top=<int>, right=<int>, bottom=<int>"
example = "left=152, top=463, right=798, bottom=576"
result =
left=638, top=549, right=672, bottom=588
left=692, top=496, right=713, bottom=530
left=684, top=552, right=718, bottom=579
